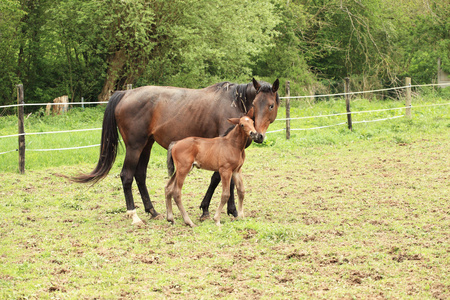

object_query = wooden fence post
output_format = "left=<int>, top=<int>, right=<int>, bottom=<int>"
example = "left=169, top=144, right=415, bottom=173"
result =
left=285, top=81, right=291, bottom=139
left=17, top=84, right=25, bottom=174
left=126, top=84, right=133, bottom=90
left=405, top=77, right=411, bottom=118
left=344, top=77, right=352, bottom=131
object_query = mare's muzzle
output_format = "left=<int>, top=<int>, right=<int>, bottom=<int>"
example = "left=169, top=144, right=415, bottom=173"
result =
left=250, top=132, right=264, bottom=143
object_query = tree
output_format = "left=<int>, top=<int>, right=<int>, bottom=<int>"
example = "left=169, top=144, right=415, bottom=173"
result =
left=253, top=0, right=317, bottom=95
left=394, top=0, right=450, bottom=83
left=0, top=0, right=25, bottom=106
left=136, top=0, right=281, bottom=88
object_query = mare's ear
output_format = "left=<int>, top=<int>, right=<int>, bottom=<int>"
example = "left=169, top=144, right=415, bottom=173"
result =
left=252, top=78, right=261, bottom=91
left=246, top=107, right=254, bottom=119
left=228, top=118, right=240, bottom=125
left=272, top=78, right=279, bottom=93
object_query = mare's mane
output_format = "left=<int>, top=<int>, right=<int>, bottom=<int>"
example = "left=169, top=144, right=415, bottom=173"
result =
left=210, top=80, right=280, bottom=108
left=210, top=80, right=280, bottom=137
left=209, top=81, right=253, bottom=114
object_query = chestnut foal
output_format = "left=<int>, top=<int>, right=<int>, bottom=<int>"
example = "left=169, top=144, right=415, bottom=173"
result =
left=165, top=113, right=257, bottom=227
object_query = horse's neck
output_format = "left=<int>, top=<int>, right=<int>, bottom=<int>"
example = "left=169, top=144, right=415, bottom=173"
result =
left=225, top=126, right=248, bottom=151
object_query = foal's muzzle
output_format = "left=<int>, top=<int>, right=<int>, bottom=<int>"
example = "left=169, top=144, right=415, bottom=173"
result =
left=250, top=132, right=264, bottom=143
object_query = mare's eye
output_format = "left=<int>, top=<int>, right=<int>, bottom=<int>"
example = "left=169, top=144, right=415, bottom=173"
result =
left=241, top=124, right=244, bottom=127
left=269, top=104, right=274, bottom=110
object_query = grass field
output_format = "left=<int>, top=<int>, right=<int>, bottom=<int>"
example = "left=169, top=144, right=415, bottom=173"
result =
left=0, top=95, right=449, bottom=299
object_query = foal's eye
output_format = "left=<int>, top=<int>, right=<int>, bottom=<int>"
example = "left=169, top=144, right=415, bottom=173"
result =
left=241, top=124, right=244, bottom=128
left=269, top=104, right=274, bottom=110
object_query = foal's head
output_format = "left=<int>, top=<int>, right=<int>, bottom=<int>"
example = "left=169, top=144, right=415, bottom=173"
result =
left=228, top=115, right=258, bottom=141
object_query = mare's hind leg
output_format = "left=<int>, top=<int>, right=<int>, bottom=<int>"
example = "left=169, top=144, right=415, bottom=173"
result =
left=134, top=139, right=162, bottom=220
left=199, top=172, right=238, bottom=221
left=121, top=148, right=145, bottom=225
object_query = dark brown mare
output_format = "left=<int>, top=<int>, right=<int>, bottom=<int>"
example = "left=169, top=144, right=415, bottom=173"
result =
left=73, top=78, right=280, bottom=225
left=166, top=112, right=257, bottom=227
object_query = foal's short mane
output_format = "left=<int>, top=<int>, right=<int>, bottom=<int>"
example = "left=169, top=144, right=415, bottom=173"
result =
left=221, top=124, right=236, bottom=137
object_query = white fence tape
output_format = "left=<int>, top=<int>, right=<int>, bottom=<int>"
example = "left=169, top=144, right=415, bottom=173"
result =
left=26, top=144, right=101, bottom=152
left=266, top=115, right=405, bottom=134
left=279, top=82, right=449, bottom=100
left=0, top=128, right=101, bottom=139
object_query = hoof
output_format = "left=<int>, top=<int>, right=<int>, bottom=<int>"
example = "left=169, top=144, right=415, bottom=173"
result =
left=199, top=212, right=210, bottom=222
left=147, top=208, right=164, bottom=220
left=227, top=210, right=238, bottom=218
left=133, top=220, right=146, bottom=228
left=151, top=214, right=164, bottom=220
left=188, top=223, right=197, bottom=228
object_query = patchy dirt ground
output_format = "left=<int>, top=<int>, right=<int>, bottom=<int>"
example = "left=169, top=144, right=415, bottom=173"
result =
left=0, top=134, right=449, bottom=299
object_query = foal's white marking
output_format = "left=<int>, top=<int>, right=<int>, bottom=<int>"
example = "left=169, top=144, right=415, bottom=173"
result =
left=127, top=209, right=143, bottom=225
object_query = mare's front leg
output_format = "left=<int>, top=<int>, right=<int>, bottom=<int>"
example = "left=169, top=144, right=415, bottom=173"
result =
left=134, top=140, right=162, bottom=220
left=233, top=171, right=245, bottom=218
left=199, top=172, right=238, bottom=221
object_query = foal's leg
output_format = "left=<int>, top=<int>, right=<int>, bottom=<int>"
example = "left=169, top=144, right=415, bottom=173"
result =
left=165, top=175, right=176, bottom=224
left=213, top=171, right=232, bottom=226
left=134, top=139, right=162, bottom=220
left=232, top=171, right=245, bottom=218
left=172, top=165, right=196, bottom=227
left=199, top=172, right=219, bottom=220
left=199, top=172, right=238, bottom=220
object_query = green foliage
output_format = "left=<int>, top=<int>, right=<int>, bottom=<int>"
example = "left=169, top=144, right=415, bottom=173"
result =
left=0, top=0, right=448, bottom=108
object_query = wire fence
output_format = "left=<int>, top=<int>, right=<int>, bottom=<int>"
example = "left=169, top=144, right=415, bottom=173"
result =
left=278, top=82, right=449, bottom=99
left=266, top=102, right=450, bottom=134
left=0, top=81, right=449, bottom=157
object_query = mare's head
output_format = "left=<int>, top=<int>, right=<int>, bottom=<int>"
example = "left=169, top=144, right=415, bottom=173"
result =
left=228, top=114, right=258, bottom=141
left=250, top=78, right=280, bottom=143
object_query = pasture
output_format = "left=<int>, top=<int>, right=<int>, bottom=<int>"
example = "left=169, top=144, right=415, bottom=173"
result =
left=0, top=96, right=449, bottom=299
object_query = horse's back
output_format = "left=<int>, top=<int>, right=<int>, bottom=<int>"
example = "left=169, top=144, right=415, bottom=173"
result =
left=113, top=84, right=237, bottom=149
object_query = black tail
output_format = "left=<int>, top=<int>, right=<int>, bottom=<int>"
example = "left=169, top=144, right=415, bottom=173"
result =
left=72, top=91, right=125, bottom=183
left=167, top=142, right=176, bottom=177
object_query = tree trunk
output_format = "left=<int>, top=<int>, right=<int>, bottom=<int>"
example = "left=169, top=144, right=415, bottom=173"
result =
left=98, top=49, right=127, bottom=102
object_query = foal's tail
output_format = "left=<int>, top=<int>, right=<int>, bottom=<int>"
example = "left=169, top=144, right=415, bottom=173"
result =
left=72, top=91, right=125, bottom=184
left=167, top=142, right=177, bottom=177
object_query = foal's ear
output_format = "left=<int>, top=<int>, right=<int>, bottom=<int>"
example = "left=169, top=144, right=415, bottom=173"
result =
left=272, top=78, right=279, bottom=93
left=228, top=118, right=240, bottom=125
left=252, top=78, right=261, bottom=91
left=246, top=107, right=254, bottom=119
